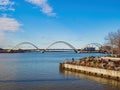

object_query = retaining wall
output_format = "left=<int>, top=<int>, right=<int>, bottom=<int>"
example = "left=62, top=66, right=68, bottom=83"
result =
left=60, top=63, right=120, bottom=80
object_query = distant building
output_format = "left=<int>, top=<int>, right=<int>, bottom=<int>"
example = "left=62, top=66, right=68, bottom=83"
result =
left=83, top=47, right=95, bottom=51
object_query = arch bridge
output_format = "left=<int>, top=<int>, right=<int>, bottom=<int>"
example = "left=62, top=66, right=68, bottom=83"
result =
left=9, top=41, right=109, bottom=53
left=86, top=43, right=102, bottom=48
left=9, top=42, right=40, bottom=52
left=42, top=41, right=78, bottom=53
left=81, top=43, right=110, bottom=53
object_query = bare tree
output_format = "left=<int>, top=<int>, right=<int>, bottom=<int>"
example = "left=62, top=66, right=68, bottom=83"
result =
left=105, top=30, right=120, bottom=56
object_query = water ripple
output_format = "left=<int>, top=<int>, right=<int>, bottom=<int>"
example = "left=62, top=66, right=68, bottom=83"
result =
left=0, top=78, right=79, bottom=83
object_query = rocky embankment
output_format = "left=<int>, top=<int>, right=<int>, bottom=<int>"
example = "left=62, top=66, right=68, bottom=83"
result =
left=65, top=56, right=120, bottom=71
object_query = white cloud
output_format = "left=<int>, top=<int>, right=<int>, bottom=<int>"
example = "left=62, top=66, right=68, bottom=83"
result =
left=0, top=16, right=22, bottom=41
left=0, top=0, right=15, bottom=11
left=0, top=16, right=22, bottom=32
left=0, top=31, right=4, bottom=41
left=26, top=0, right=56, bottom=16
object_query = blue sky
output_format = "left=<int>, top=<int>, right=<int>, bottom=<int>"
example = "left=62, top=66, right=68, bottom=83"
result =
left=0, top=0, right=120, bottom=49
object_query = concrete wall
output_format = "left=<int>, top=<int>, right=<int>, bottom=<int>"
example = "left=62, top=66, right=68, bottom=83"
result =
left=61, top=63, right=120, bottom=79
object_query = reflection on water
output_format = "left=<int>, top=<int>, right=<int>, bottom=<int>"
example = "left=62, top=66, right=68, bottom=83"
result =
left=0, top=52, right=119, bottom=90
left=60, top=69, right=120, bottom=89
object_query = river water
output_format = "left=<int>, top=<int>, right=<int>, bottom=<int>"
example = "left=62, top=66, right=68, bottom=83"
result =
left=0, top=52, right=120, bottom=90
